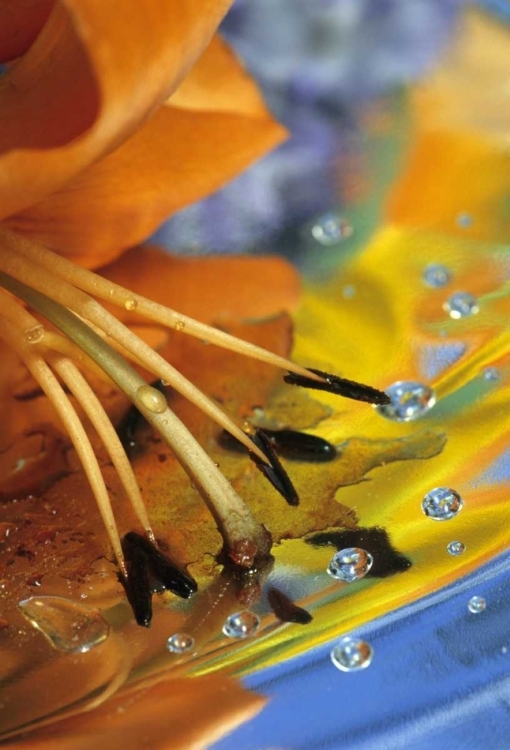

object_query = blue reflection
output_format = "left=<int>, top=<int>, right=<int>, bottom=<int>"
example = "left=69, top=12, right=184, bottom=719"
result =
left=213, top=551, right=510, bottom=750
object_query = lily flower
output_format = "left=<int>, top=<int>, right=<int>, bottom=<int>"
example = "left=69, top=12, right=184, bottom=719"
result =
left=0, top=0, right=387, bottom=628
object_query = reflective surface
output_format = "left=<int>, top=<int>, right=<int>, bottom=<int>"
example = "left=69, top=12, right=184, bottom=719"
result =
left=2, top=3, right=510, bottom=749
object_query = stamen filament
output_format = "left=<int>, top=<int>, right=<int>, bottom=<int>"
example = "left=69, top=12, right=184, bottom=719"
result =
left=0, top=289, right=127, bottom=575
left=47, top=352, right=154, bottom=540
left=1, top=227, right=325, bottom=384
left=0, top=234, right=268, bottom=463
left=0, top=273, right=271, bottom=559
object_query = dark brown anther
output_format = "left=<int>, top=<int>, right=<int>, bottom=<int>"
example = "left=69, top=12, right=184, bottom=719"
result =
left=120, top=535, right=153, bottom=627
left=219, top=428, right=337, bottom=463
left=249, top=429, right=299, bottom=506
left=267, top=587, right=313, bottom=625
left=124, top=532, right=197, bottom=599
left=284, top=368, right=390, bottom=405
left=264, top=429, right=336, bottom=462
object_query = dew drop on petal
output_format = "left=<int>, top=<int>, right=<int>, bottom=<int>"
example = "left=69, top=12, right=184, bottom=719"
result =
left=24, top=325, right=44, bottom=344
left=135, top=385, right=167, bottom=414
left=422, top=264, right=452, bottom=288
left=222, top=611, right=260, bottom=639
left=331, top=636, right=373, bottom=672
left=468, top=596, right=486, bottom=614
left=18, top=596, right=109, bottom=653
left=422, top=487, right=464, bottom=520
left=327, top=547, right=373, bottom=583
left=311, top=213, right=352, bottom=246
left=447, top=541, right=466, bottom=556
left=375, top=381, right=436, bottom=422
left=444, top=291, right=479, bottom=319
left=483, top=367, right=500, bottom=382
left=456, top=212, right=473, bottom=228
left=124, top=298, right=138, bottom=311
left=166, top=632, right=195, bottom=654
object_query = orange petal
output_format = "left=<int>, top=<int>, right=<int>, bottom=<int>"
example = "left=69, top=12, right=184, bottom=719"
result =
left=0, top=0, right=54, bottom=62
left=6, top=36, right=286, bottom=267
left=101, top=245, right=302, bottom=322
left=13, top=673, right=266, bottom=750
left=0, top=0, right=233, bottom=218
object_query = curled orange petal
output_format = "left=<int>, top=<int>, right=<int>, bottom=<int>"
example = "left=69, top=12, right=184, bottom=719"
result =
left=11, top=673, right=266, bottom=750
left=5, top=36, right=286, bottom=266
left=0, top=0, right=233, bottom=218
left=0, top=0, right=54, bottom=62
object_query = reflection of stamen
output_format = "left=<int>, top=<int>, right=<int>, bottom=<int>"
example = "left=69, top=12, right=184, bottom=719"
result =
left=284, top=367, right=390, bottom=405
left=248, top=429, right=299, bottom=507
left=267, top=587, right=313, bottom=625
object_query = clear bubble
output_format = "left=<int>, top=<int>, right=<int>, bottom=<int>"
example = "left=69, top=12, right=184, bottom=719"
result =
left=422, top=487, right=464, bottom=521
left=222, top=611, right=260, bottom=639
left=375, top=381, right=436, bottom=422
left=468, top=595, right=486, bottom=614
left=135, top=384, right=167, bottom=414
left=327, top=548, right=373, bottom=583
left=483, top=367, right=500, bottom=382
left=331, top=636, right=373, bottom=672
left=423, top=264, right=452, bottom=288
left=447, top=541, right=466, bottom=556
left=444, top=291, right=479, bottom=319
left=311, top=213, right=352, bottom=246
left=24, top=325, right=44, bottom=344
left=18, top=596, right=109, bottom=653
left=124, top=298, right=138, bottom=311
left=166, top=632, right=194, bottom=654
left=342, top=285, right=356, bottom=299
left=456, top=212, right=473, bottom=228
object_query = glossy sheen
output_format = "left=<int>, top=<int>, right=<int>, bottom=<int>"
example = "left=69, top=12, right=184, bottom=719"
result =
left=222, top=611, right=260, bottom=639
left=327, top=547, right=374, bottom=583
left=444, top=291, right=479, bottom=319
left=422, top=263, right=452, bottom=288
left=422, top=488, right=464, bottom=521
left=166, top=632, right=195, bottom=653
left=468, top=596, right=486, bottom=614
left=311, top=212, right=352, bottom=245
left=375, top=381, right=436, bottom=422
left=330, top=636, right=373, bottom=672
left=447, top=541, right=466, bottom=556
left=18, top=596, right=109, bottom=653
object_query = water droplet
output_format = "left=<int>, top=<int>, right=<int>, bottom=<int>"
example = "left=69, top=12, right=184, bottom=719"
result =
left=124, top=298, right=138, bottom=311
left=423, top=264, right=452, bottom=288
left=468, top=595, right=486, bottom=613
left=135, top=385, right=167, bottom=414
left=18, top=596, right=109, bottom=653
left=444, top=291, right=479, bottom=319
left=166, top=632, right=194, bottom=654
left=447, top=541, right=466, bottom=556
left=24, top=325, right=44, bottom=344
left=160, top=379, right=170, bottom=387
left=422, top=487, right=464, bottom=521
left=456, top=212, right=473, bottom=228
left=327, top=547, right=373, bottom=583
left=222, top=611, right=260, bottom=639
left=174, top=319, right=186, bottom=332
left=375, top=381, right=436, bottom=422
left=311, top=213, right=352, bottom=246
left=483, top=367, right=500, bottom=382
left=342, top=284, right=356, bottom=299
left=331, top=636, right=373, bottom=672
